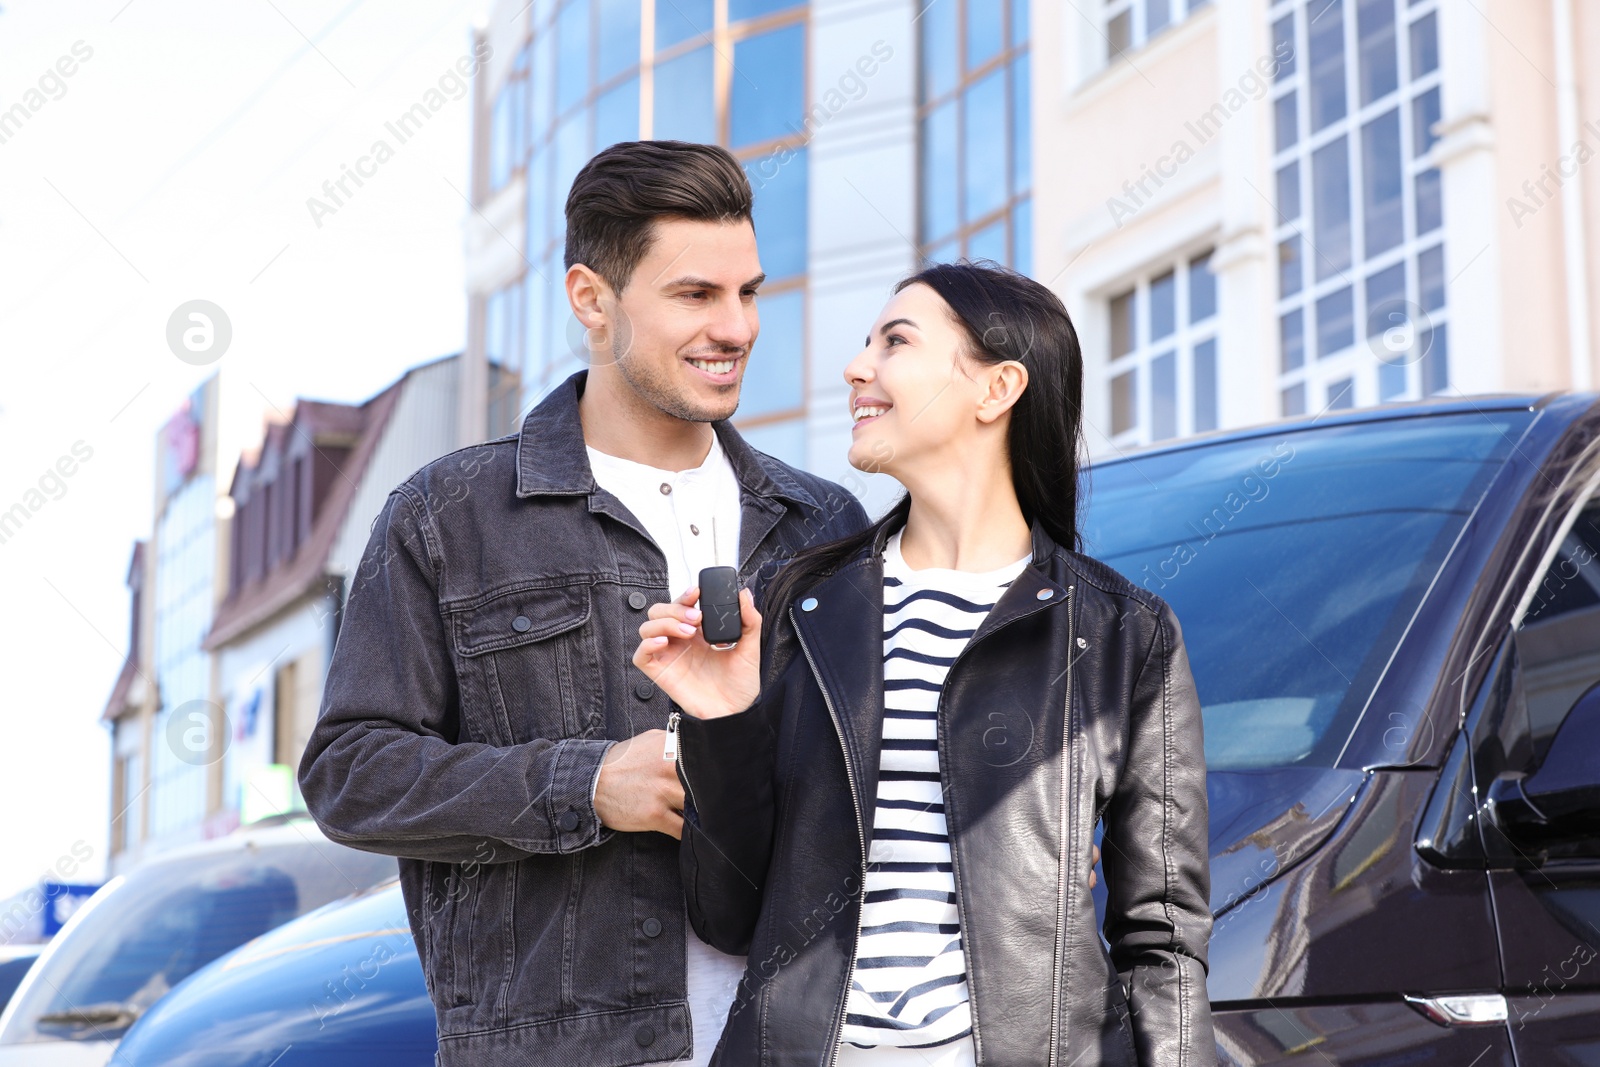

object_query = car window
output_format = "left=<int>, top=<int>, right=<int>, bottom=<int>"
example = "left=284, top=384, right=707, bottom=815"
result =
left=0, top=826, right=396, bottom=1044
left=1514, top=493, right=1600, bottom=764
left=1082, top=411, right=1533, bottom=770
left=0, top=953, right=38, bottom=1015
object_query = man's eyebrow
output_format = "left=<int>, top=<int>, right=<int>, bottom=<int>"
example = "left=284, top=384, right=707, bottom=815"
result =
left=662, top=273, right=768, bottom=290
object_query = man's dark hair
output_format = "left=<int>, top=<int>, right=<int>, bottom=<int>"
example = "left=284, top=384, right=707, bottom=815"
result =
left=564, top=140, right=754, bottom=296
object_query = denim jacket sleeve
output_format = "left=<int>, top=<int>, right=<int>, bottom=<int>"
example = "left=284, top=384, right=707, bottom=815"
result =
left=298, top=486, right=615, bottom=865
left=1100, top=596, right=1217, bottom=1066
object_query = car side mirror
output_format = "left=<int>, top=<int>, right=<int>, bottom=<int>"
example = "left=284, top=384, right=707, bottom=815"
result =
left=1489, top=680, right=1600, bottom=827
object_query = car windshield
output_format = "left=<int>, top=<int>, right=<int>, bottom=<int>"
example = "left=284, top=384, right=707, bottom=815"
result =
left=0, top=823, right=396, bottom=1044
left=1081, top=411, right=1533, bottom=770
left=0, top=952, right=39, bottom=1015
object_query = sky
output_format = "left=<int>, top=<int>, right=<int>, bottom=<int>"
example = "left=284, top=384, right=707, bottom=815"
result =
left=0, top=0, right=493, bottom=901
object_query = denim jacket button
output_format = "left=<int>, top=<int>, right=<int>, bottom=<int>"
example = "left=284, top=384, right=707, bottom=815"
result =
left=635, top=1025, right=656, bottom=1047
left=511, top=614, right=532, bottom=632
left=628, top=591, right=648, bottom=610
left=642, top=916, right=663, bottom=937
left=557, top=810, right=580, bottom=833
left=634, top=681, right=655, bottom=700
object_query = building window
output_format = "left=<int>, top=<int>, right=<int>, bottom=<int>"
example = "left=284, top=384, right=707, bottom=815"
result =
left=918, top=0, right=1032, bottom=275
left=114, top=750, right=142, bottom=853
left=512, top=0, right=809, bottom=444
left=1103, top=0, right=1211, bottom=64
left=1272, top=0, right=1446, bottom=416
left=486, top=279, right=527, bottom=436
left=1104, top=248, right=1220, bottom=445
left=489, top=43, right=531, bottom=194
left=150, top=475, right=215, bottom=842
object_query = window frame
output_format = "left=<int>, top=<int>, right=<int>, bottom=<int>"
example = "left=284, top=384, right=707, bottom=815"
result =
left=1102, top=245, right=1221, bottom=448
left=916, top=0, right=1032, bottom=274
left=510, top=0, right=811, bottom=435
left=1270, top=0, right=1448, bottom=416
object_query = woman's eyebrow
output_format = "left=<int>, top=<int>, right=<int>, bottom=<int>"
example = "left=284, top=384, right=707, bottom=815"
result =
left=869, top=317, right=918, bottom=344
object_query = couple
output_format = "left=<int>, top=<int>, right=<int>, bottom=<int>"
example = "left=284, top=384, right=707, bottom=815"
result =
left=299, top=139, right=1213, bottom=1067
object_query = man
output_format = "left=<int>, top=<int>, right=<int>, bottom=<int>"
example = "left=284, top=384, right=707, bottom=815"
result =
left=298, top=140, right=871, bottom=1067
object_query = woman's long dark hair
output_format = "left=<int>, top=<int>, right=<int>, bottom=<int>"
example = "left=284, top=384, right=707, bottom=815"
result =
left=759, top=258, right=1086, bottom=632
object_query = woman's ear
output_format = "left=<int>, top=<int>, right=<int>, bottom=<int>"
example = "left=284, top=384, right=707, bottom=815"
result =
left=976, top=361, right=1029, bottom=425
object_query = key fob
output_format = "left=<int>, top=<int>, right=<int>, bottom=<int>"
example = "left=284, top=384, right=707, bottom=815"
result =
left=697, top=565, right=743, bottom=648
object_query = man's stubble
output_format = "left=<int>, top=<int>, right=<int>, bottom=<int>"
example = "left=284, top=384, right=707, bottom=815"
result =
left=605, top=305, right=740, bottom=425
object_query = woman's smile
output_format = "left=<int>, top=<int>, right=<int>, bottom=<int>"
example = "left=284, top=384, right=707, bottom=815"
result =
left=851, top=395, right=893, bottom=431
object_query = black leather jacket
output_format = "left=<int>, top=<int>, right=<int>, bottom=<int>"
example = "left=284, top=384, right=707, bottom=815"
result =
left=675, top=512, right=1216, bottom=1066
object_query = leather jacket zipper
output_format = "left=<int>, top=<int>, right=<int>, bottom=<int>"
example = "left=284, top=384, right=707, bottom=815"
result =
left=1047, top=585, right=1075, bottom=1067
left=792, top=613, right=866, bottom=1067
left=666, top=710, right=697, bottom=818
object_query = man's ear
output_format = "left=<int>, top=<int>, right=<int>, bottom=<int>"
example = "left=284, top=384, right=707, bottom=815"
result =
left=567, top=263, right=613, bottom=331
left=976, top=361, right=1029, bottom=425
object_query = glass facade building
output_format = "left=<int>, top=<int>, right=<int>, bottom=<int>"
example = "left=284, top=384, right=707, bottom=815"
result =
left=917, top=0, right=1034, bottom=275
left=480, top=0, right=818, bottom=465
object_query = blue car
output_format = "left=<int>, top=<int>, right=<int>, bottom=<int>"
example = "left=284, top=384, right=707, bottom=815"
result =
left=116, top=394, right=1600, bottom=1065
left=115, top=880, right=434, bottom=1067
left=0, top=948, right=41, bottom=1017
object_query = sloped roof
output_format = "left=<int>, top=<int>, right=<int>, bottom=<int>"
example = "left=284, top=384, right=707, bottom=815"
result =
left=201, top=362, right=432, bottom=650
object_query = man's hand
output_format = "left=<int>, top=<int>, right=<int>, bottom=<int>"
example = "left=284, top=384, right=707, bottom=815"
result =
left=593, top=730, right=685, bottom=839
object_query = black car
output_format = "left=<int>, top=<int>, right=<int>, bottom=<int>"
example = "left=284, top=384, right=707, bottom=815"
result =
left=115, top=394, right=1600, bottom=1065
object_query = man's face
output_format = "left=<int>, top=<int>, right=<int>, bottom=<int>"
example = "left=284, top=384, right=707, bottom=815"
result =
left=598, top=216, right=765, bottom=423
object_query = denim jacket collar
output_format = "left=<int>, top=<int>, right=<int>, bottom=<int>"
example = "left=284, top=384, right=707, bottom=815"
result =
left=515, top=369, right=820, bottom=510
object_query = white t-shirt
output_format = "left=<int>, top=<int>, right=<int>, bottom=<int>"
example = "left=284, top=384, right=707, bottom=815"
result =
left=585, top=428, right=747, bottom=1067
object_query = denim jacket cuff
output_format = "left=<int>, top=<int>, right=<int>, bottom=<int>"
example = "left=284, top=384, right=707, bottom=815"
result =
left=546, top=737, right=616, bottom=851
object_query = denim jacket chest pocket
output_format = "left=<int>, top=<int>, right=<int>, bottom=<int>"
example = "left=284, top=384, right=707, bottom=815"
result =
left=447, top=583, right=605, bottom=745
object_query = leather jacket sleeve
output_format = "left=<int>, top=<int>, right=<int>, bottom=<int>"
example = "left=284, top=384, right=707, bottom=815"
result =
left=674, top=693, right=779, bottom=955
left=1100, top=596, right=1217, bottom=1066
left=677, top=497, right=871, bottom=955
left=298, top=487, right=616, bottom=864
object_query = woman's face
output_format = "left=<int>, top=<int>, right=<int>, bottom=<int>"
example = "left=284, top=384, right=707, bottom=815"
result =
left=842, top=281, right=996, bottom=479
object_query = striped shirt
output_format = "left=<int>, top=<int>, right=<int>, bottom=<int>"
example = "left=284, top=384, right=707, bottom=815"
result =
left=837, top=527, right=1031, bottom=1057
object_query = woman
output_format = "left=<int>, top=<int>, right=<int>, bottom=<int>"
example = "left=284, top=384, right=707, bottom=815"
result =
left=634, top=260, right=1214, bottom=1067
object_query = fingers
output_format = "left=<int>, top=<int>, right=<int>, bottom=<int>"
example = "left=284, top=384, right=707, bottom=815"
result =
left=660, top=760, right=685, bottom=806
left=661, top=809, right=685, bottom=840
left=632, top=631, right=675, bottom=672
left=648, top=600, right=702, bottom=625
left=738, top=587, right=762, bottom=630
left=640, top=617, right=699, bottom=641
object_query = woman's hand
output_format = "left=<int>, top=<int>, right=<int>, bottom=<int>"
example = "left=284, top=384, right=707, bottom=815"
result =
left=633, top=585, right=762, bottom=719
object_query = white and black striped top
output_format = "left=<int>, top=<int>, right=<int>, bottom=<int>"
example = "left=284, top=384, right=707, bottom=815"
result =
left=838, top=527, right=1031, bottom=1056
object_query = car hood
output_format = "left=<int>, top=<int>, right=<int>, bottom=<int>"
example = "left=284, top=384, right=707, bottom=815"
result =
left=112, top=883, right=435, bottom=1067
left=1206, top=766, right=1368, bottom=916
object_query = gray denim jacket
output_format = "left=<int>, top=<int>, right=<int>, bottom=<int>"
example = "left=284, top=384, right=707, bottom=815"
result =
left=297, top=369, right=871, bottom=1067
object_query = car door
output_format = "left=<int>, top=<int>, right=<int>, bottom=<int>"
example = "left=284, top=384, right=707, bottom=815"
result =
left=1480, top=486, right=1600, bottom=1058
